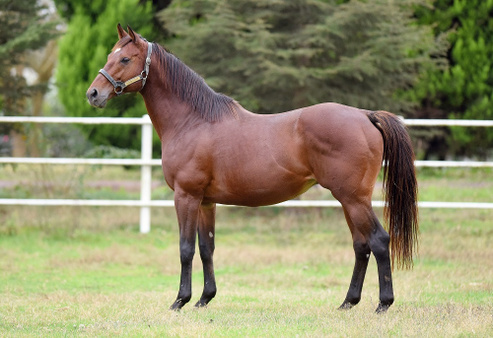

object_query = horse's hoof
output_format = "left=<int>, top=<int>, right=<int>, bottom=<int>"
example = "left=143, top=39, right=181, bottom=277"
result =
left=338, top=302, right=354, bottom=310
left=194, top=300, right=208, bottom=308
left=375, top=303, right=390, bottom=314
left=170, top=299, right=184, bottom=311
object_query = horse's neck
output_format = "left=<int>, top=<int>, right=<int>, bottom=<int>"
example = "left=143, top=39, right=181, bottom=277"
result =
left=140, top=83, right=202, bottom=140
left=139, top=66, right=247, bottom=139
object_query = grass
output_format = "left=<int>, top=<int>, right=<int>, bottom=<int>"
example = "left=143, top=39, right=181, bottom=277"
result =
left=0, top=167, right=492, bottom=336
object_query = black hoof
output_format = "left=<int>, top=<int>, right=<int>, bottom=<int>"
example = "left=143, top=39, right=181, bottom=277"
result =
left=170, top=299, right=184, bottom=311
left=375, top=303, right=391, bottom=314
left=194, top=299, right=208, bottom=308
left=338, top=302, right=355, bottom=310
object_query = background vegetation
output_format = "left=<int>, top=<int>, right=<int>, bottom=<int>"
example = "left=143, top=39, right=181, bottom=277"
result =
left=1, top=0, right=492, bottom=159
left=0, top=0, right=59, bottom=116
left=414, top=0, right=493, bottom=157
left=160, top=0, right=440, bottom=115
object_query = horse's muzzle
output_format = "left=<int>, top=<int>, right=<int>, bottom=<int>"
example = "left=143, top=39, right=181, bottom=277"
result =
left=86, top=87, right=108, bottom=108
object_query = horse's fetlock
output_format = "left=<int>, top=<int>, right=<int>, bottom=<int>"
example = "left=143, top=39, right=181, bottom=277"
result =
left=380, top=295, right=394, bottom=306
left=177, top=293, right=192, bottom=304
left=203, top=284, right=217, bottom=300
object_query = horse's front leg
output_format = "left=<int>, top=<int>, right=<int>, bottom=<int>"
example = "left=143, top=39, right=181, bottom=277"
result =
left=338, top=207, right=371, bottom=310
left=170, top=189, right=202, bottom=311
left=195, top=202, right=217, bottom=307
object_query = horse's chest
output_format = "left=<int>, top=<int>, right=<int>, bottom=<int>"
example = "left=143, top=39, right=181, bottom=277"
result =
left=160, top=144, right=211, bottom=192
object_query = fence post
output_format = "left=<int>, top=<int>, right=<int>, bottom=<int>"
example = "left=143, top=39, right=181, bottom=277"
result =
left=140, top=114, right=153, bottom=233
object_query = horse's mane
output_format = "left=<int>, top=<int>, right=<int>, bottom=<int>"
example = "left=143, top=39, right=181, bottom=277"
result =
left=152, top=43, right=237, bottom=122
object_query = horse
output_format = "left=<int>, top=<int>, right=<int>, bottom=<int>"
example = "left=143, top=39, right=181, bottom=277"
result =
left=87, top=24, right=418, bottom=313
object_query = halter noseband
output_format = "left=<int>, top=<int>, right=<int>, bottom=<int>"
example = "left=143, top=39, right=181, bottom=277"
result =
left=99, top=41, right=153, bottom=95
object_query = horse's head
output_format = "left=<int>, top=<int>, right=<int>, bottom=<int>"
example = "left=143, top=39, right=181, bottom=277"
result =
left=86, top=24, right=152, bottom=108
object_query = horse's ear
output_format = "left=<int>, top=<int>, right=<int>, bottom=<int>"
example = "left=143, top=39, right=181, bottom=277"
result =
left=127, top=25, right=138, bottom=43
left=117, top=23, right=128, bottom=40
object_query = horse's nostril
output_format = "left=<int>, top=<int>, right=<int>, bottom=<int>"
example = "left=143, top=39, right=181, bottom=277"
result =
left=90, top=88, right=98, bottom=98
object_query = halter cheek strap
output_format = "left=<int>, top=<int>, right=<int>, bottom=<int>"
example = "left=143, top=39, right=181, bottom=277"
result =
left=99, top=41, right=153, bottom=95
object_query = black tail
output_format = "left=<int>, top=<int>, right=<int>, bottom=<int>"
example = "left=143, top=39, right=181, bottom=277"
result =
left=368, top=111, right=419, bottom=269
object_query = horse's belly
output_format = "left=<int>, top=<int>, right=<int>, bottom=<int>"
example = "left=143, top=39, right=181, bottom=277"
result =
left=204, top=174, right=317, bottom=207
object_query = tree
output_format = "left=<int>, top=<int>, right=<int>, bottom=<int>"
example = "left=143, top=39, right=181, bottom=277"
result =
left=158, top=0, right=442, bottom=115
left=55, top=0, right=158, bottom=150
left=413, top=0, right=493, bottom=158
left=0, top=0, right=60, bottom=155
left=0, top=0, right=59, bottom=115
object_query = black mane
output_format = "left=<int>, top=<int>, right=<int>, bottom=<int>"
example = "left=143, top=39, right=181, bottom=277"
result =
left=153, top=43, right=237, bottom=122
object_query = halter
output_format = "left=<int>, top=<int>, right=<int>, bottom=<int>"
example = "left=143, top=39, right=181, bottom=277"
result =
left=99, top=41, right=153, bottom=95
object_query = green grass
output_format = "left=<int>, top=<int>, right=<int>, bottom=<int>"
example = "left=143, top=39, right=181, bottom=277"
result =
left=0, top=167, right=492, bottom=336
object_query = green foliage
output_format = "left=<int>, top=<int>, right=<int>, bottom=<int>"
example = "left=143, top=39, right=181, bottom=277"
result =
left=159, top=0, right=441, bottom=115
left=413, top=0, right=493, bottom=157
left=55, top=0, right=156, bottom=150
left=84, top=145, right=140, bottom=159
left=84, top=145, right=140, bottom=169
left=0, top=0, right=59, bottom=116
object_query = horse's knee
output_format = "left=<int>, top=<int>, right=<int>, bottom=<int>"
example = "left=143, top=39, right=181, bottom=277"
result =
left=353, top=240, right=370, bottom=260
left=180, top=240, right=195, bottom=263
left=199, top=242, right=214, bottom=262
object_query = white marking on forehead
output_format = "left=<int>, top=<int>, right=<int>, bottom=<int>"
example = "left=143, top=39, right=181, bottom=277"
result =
left=209, top=232, right=214, bottom=238
left=113, top=48, right=121, bottom=54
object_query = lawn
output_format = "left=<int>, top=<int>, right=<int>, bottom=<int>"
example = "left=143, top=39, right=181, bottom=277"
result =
left=0, top=167, right=492, bottom=336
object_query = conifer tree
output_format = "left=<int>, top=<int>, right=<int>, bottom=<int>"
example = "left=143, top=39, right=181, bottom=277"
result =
left=159, top=0, right=440, bottom=115
left=0, top=0, right=59, bottom=116
left=414, top=0, right=493, bottom=157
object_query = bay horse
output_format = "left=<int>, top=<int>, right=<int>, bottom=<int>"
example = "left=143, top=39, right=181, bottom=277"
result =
left=87, top=24, right=418, bottom=313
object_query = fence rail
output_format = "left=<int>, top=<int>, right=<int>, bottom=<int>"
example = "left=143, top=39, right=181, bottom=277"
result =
left=1, top=157, right=492, bottom=168
left=0, top=115, right=492, bottom=233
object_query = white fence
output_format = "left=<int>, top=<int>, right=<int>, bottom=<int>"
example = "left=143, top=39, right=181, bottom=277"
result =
left=0, top=115, right=492, bottom=233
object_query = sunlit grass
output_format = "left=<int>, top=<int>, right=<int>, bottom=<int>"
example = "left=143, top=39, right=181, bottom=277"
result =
left=0, top=167, right=492, bottom=336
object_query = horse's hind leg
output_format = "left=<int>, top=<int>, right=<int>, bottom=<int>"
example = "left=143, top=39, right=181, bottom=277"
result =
left=339, top=202, right=394, bottom=313
left=368, top=214, right=394, bottom=313
left=195, top=202, right=217, bottom=307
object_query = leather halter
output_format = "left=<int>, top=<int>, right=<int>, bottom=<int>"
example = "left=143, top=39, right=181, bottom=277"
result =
left=99, top=41, right=153, bottom=95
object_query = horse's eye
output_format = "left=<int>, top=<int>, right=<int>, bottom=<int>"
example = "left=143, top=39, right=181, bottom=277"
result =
left=121, top=57, right=130, bottom=64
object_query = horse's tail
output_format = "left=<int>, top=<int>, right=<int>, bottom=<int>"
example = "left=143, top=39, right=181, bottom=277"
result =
left=367, top=110, right=419, bottom=270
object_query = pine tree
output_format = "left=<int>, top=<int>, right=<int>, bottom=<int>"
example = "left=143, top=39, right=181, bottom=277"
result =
left=0, top=0, right=60, bottom=156
left=413, top=0, right=493, bottom=158
left=159, top=0, right=441, bottom=115
left=0, top=0, right=59, bottom=116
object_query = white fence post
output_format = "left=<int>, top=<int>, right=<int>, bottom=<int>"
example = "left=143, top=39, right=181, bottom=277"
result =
left=140, top=114, right=153, bottom=233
